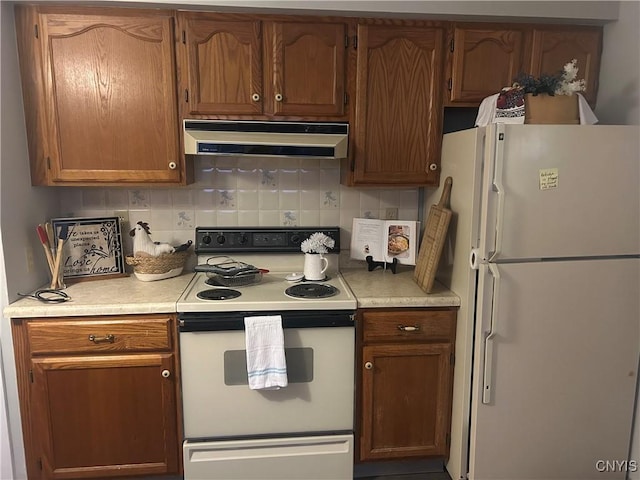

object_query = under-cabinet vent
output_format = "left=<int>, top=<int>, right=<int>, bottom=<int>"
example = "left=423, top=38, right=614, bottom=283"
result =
left=183, top=120, right=349, bottom=159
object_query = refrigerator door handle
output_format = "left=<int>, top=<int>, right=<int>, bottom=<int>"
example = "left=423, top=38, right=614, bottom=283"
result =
left=469, top=248, right=480, bottom=270
left=482, top=263, right=501, bottom=404
left=489, top=124, right=506, bottom=262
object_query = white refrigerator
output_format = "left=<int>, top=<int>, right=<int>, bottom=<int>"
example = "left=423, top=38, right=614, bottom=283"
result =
left=428, top=124, right=640, bottom=480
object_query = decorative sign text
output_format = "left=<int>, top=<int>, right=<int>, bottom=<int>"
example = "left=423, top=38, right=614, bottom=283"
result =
left=51, top=217, right=125, bottom=280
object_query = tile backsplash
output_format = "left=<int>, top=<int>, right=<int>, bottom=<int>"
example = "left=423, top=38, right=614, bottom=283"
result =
left=60, top=157, right=420, bottom=255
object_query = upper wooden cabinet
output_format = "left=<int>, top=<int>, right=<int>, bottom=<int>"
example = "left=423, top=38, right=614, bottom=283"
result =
left=446, top=23, right=602, bottom=107
left=344, top=21, right=445, bottom=187
left=178, top=12, right=349, bottom=119
left=15, top=5, right=188, bottom=186
left=266, top=20, right=348, bottom=117
left=446, top=25, right=526, bottom=105
left=13, top=4, right=605, bottom=188
left=525, top=26, right=602, bottom=106
left=178, top=14, right=263, bottom=116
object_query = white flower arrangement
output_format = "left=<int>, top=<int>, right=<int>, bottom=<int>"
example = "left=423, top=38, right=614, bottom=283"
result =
left=555, top=59, right=586, bottom=96
left=301, top=232, right=335, bottom=254
left=513, top=58, right=586, bottom=96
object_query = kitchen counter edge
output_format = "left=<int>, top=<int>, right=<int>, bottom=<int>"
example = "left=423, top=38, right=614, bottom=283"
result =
left=3, top=267, right=460, bottom=318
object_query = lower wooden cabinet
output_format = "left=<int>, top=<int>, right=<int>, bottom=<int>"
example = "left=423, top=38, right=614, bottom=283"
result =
left=356, top=308, right=457, bottom=462
left=11, top=314, right=181, bottom=480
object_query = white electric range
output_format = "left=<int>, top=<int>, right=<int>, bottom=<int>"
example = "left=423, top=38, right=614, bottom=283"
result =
left=177, top=227, right=356, bottom=480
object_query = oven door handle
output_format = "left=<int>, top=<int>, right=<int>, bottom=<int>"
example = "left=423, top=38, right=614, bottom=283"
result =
left=179, top=311, right=355, bottom=332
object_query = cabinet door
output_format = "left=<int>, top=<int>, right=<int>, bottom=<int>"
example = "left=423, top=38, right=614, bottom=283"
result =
left=360, top=343, right=453, bottom=460
left=266, top=21, right=347, bottom=117
left=352, top=23, right=445, bottom=186
left=38, top=10, right=181, bottom=184
left=527, top=27, right=602, bottom=105
left=30, top=353, right=179, bottom=479
left=448, top=26, right=525, bottom=104
left=352, top=24, right=444, bottom=186
left=180, top=14, right=263, bottom=115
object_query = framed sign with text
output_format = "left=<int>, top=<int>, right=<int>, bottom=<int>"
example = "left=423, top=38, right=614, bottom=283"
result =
left=51, top=216, right=126, bottom=282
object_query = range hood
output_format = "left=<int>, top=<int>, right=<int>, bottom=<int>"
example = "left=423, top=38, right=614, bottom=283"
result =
left=184, top=120, right=349, bottom=159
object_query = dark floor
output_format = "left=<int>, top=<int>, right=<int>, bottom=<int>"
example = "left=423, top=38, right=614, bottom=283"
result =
left=355, top=458, right=451, bottom=480
left=150, top=472, right=452, bottom=480
left=362, top=474, right=451, bottom=480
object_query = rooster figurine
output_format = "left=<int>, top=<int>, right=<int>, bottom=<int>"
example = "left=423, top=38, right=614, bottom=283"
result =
left=129, top=221, right=177, bottom=257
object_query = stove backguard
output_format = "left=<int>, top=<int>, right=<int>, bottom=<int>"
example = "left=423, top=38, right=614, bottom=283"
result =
left=195, top=226, right=340, bottom=255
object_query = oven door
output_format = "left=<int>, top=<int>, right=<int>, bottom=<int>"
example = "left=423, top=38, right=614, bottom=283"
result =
left=178, top=311, right=355, bottom=439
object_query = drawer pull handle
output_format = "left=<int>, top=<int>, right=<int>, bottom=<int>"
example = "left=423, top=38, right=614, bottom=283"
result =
left=88, top=334, right=115, bottom=344
left=162, top=369, right=171, bottom=378
left=364, top=362, right=373, bottom=370
left=397, top=325, right=420, bottom=332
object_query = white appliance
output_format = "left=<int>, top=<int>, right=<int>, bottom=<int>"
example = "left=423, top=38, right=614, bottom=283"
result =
left=177, top=227, right=357, bottom=480
left=429, top=124, right=640, bottom=480
left=183, top=120, right=349, bottom=158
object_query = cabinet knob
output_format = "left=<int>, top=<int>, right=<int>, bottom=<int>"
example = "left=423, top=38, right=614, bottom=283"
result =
left=275, top=93, right=283, bottom=102
left=364, top=362, right=373, bottom=370
left=429, top=163, right=438, bottom=171
left=397, top=325, right=420, bottom=332
left=88, top=334, right=115, bottom=344
left=161, top=369, right=171, bottom=378
left=252, top=93, right=261, bottom=102
left=168, top=162, right=177, bottom=170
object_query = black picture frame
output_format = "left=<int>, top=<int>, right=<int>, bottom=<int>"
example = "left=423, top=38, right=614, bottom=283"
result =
left=50, top=216, right=126, bottom=282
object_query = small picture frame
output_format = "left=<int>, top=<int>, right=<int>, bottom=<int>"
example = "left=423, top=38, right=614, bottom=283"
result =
left=51, top=216, right=126, bottom=282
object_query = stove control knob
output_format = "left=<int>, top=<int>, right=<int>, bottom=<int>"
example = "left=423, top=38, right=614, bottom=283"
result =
left=216, top=235, right=226, bottom=245
left=202, top=235, right=212, bottom=245
left=238, top=234, right=248, bottom=244
left=291, top=234, right=301, bottom=245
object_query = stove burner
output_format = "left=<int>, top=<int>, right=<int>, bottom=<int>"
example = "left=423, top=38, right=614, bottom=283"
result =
left=197, top=288, right=242, bottom=301
left=285, top=283, right=338, bottom=299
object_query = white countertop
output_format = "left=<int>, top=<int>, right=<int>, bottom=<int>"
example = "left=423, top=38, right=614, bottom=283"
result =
left=341, top=265, right=460, bottom=308
left=3, top=265, right=459, bottom=319
left=3, top=273, right=195, bottom=318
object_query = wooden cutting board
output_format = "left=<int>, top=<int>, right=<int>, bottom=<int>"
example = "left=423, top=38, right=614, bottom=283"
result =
left=414, top=176, right=453, bottom=293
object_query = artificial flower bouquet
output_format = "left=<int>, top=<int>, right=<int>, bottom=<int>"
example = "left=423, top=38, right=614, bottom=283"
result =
left=510, top=59, right=586, bottom=124
left=513, top=59, right=586, bottom=96
left=301, top=232, right=335, bottom=254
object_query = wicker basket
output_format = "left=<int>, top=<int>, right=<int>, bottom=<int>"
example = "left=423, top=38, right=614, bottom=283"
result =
left=126, top=250, right=191, bottom=281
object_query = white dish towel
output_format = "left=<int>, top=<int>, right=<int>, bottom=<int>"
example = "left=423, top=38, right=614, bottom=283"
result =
left=244, top=315, right=288, bottom=390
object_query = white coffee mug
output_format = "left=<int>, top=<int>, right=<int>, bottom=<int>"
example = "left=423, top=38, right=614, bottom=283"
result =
left=303, top=253, right=328, bottom=280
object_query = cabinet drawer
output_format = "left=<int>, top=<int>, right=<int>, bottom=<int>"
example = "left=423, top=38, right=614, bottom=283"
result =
left=362, top=309, right=455, bottom=343
left=26, top=316, right=173, bottom=355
